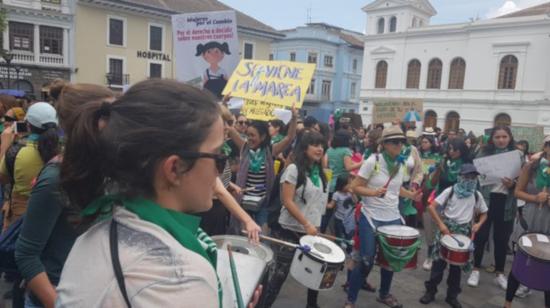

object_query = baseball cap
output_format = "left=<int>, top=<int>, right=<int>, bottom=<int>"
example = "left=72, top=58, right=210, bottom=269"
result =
left=25, top=102, right=58, bottom=129
left=459, top=163, right=480, bottom=176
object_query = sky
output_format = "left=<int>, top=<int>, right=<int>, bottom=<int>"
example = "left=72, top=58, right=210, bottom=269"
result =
left=218, top=0, right=550, bottom=33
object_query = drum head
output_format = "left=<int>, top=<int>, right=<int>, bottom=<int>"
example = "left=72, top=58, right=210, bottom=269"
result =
left=440, top=234, right=471, bottom=251
left=212, top=235, right=274, bottom=263
left=377, top=225, right=419, bottom=239
left=299, top=235, right=346, bottom=264
left=518, top=233, right=550, bottom=262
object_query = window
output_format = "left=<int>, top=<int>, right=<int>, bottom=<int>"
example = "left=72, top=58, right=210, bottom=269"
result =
left=308, top=52, right=317, bottom=64
left=375, top=60, right=388, bottom=89
left=445, top=111, right=460, bottom=132
left=40, top=26, right=63, bottom=54
left=9, top=22, right=33, bottom=51
left=108, top=58, right=124, bottom=85
left=109, top=18, right=124, bottom=46
left=307, top=79, right=315, bottom=95
left=350, top=82, right=357, bottom=99
left=424, top=110, right=437, bottom=128
left=149, top=25, right=162, bottom=51
left=244, top=42, right=254, bottom=59
left=290, top=52, right=296, bottom=62
left=406, top=59, right=421, bottom=89
left=448, top=57, right=466, bottom=89
left=269, top=53, right=273, bottom=60
left=352, top=59, right=358, bottom=73
left=498, top=55, right=518, bottom=89
left=149, top=63, right=162, bottom=78
left=426, top=58, right=443, bottom=89
left=324, top=55, right=333, bottom=68
left=389, top=16, right=397, bottom=32
left=377, top=17, right=385, bottom=34
left=321, top=80, right=331, bottom=99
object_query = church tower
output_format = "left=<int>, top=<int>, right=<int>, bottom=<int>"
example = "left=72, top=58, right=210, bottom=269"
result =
left=362, top=0, right=437, bottom=35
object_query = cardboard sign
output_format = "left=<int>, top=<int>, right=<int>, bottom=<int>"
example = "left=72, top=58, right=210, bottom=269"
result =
left=241, top=100, right=288, bottom=122
left=223, top=60, right=315, bottom=108
left=510, top=125, right=544, bottom=153
left=372, top=100, right=423, bottom=124
left=473, top=150, right=522, bottom=186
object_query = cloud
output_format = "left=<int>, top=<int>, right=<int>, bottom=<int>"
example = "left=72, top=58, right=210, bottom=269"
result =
left=485, top=0, right=549, bottom=18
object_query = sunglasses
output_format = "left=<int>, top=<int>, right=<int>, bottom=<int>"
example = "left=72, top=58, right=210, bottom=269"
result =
left=3, top=116, right=17, bottom=122
left=237, top=121, right=248, bottom=125
left=385, top=139, right=404, bottom=145
left=226, top=120, right=234, bottom=126
left=178, top=151, right=228, bottom=174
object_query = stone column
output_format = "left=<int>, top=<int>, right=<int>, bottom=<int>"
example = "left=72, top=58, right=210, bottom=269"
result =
left=33, top=24, right=40, bottom=64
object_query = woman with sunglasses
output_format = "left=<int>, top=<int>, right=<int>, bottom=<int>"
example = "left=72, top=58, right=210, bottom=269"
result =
left=55, top=80, right=260, bottom=307
left=468, top=126, right=521, bottom=290
left=504, top=136, right=550, bottom=308
left=345, top=126, right=422, bottom=308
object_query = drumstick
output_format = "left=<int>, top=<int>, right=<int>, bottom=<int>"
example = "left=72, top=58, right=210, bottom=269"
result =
left=227, top=244, right=245, bottom=308
left=450, top=235, right=465, bottom=247
left=240, top=230, right=309, bottom=252
left=318, top=233, right=355, bottom=247
left=539, top=187, right=548, bottom=209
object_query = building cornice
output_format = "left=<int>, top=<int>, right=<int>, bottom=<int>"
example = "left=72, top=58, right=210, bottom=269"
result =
left=4, top=4, right=73, bottom=22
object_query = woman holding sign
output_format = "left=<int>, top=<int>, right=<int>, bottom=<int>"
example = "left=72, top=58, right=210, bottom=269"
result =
left=468, top=126, right=521, bottom=289
left=504, top=135, right=550, bottom=308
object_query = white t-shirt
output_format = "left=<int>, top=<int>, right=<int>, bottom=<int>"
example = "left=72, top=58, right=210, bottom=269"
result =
left=279, top=164, right=329, bottom=232
left=435, top=187, right=488, bottom=225
left=333, top=191, right=354, bottom=220
left=357, top=154, right=404, bottom=222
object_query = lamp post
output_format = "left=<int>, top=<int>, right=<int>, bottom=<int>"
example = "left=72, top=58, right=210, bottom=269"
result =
left=1, top=50, right=14, bottom=89
left=14, top=66, right=21, bottom=90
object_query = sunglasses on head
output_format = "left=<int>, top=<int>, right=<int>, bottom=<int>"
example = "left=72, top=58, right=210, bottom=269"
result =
left=178, top=151, right=228, bottom=174
left=3, top=115, right=17, bottom=122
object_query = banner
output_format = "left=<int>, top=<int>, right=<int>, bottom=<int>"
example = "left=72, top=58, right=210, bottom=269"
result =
left=372, top=100, right=423, bottom=124
left=473, top=150, right=522, bottom=186
left=510, top=125, right=544, bottom=152
left=223, top=60, right=316, bottom=108
left=172, top=11, right=240, bottom=98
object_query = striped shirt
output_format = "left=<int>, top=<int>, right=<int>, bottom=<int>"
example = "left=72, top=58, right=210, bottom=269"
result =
left=244, top=164, right=267, bottom=198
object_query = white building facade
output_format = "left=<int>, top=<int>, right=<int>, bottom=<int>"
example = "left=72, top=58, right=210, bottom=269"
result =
left=360, top=0, right=550, bottom=134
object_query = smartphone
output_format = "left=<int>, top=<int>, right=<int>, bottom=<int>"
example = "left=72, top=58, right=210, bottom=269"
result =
left=14, top=122, right=28, bottom=134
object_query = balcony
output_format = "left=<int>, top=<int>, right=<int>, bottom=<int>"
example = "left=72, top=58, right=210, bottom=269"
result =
left=4, top=50, right=67, bottom=67
left=106, top=73, right=130, bottom=87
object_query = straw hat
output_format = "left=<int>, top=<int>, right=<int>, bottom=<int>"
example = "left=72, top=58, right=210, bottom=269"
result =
left=423, top=127, right=436, bottom=136
left=380, top=126, right=406, bottom=143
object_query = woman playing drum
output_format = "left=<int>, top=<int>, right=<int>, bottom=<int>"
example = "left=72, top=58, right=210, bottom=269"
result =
left=344, top=126, right=421, bottom=308
left=504, top=135, right=550, bottom=308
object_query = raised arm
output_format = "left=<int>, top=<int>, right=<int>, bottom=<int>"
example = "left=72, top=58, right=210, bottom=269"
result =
left=272, top=105, right=298, bottom=157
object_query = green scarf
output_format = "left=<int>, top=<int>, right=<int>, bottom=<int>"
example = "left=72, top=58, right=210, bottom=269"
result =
left=248, top=147, right=266, bottom=173
left=271, top=134, right=284, bottom=145
left=82, top=195, right=223, bottom=306
left=400, top=144, right=412, bottom=159
left=445, top=158, right=463, bottom=183
left=308, top=164, right=321, bottom=187
left=535, top=157, right=550, bottom=189
left=221, top=141, right=232, bottom=156
left=382, top=151, right=398, bottom=174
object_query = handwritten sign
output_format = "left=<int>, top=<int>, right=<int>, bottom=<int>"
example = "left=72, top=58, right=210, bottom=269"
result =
left=223, top=60, right=315, bottom=108
left=510, top=126, right=544, bottom=153
left=473, top=150, right=522, bottom=186
left=372, top=100, right=423, bottom=124
left=241, top=100, right=287, bottom=121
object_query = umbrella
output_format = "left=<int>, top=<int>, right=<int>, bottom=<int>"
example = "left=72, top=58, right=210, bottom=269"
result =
left=403, top=109, right=421, bottom=122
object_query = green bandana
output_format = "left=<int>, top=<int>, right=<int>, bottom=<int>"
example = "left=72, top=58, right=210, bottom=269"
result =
left=382, top=151, right=399, bottom=174
left=445, top=158, right=463, bottom=183
left=248, top=147, right=266, bottom=173
left=400, top=144, right=412, bottom=159
left=82, top=195, right=223, bottom=306
left=536, top=157, right=550, bottom=189
left=308, top=164, right=321, bottom=187
left=221, top=141, right=232, bottom=156
left=271, top=134, right=284, bottom=145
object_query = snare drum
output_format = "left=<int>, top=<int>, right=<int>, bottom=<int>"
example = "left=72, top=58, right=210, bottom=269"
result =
left=212, top=235, right=274, bottom=307
left=290, top=235, right=346, bottom=291
left=512, top=233, right=550, bottom=291
left=377, top=225, right=420, bottom=271
left=439, top=234, right=471, bottom=266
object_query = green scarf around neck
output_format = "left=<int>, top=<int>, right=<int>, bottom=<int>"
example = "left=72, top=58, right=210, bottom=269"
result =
left=248, top=147, right=266, bottom=173
left=308, top=164, right=321, bottom=187
left=536, top=157, right=550, bottom=189
left=382, top=151, right=399, bottom=173
left=271, top=134, right=284, bottom=145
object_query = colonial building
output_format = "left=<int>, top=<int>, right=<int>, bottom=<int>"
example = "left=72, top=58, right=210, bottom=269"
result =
left=359, top=0, right=550, bottom=134
left=73, top=0, right=283, bottom=90
left=1, top=0, right=74, bottom=98
left=271, top=23, right=364, bottom=122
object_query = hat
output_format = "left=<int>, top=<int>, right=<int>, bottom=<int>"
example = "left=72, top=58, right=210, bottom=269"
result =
left=380, top=126, right=406, bottom=143
left=25, top=102, right=58, bottom=129
left=544, top=135, right=550, bottom=144
left=423, top=127, right=436, bottom=136
left=459, top=163, right=480, bottom=176
left=406, top=130, right=417, bottom=139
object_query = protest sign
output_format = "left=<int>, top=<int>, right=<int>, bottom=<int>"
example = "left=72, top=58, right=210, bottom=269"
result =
left=223, top=60, right=316, bottom=108
left=510, top=125, right=544, bottom=152
left=473, top=150, right=522, bottom=186
left=372, top=100, right=423, bottom=124
left=172, top=11, right=239, bottom=98
left=241, top=100, right=288, bottom=122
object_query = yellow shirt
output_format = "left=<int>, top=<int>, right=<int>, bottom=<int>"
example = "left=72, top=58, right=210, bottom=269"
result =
left=0, top=140, right=44, bottom=197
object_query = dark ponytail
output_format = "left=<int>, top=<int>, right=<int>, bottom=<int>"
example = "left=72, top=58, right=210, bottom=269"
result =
left=30, top=123, right=59, bottom=163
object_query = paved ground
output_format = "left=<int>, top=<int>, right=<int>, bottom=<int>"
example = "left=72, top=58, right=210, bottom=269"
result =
left=0, top=237, right=543, bottom=308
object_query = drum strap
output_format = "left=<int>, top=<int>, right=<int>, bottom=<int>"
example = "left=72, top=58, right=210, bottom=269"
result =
left=109, top=220, right=132, bottom=308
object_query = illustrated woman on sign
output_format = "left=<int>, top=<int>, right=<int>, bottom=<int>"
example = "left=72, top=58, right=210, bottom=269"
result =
left=196, top=41, right=231, bottom=98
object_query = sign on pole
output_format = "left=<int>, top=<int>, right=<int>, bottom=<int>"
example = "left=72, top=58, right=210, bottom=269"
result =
left=372, top=100, right=423, bottom=124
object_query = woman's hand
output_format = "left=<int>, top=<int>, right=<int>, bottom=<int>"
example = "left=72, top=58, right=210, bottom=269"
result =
left=247, top=285, right=263, bottom=308
left=472, top=223, right=482, bottom=234
left=243, top=219, right=261, bottom=244
left=1, top=125, right=15, bottom=148
left=304, top=222, right=318, bottom=236
left=291, top=103, right=298, bottom=119
left=410, top=189, right=423, bottom=202
left=439, top=224, right=451, bottom=236
left=535, top=191, right=549, bottom=203
left=502, top=177, right=514, bottom=189
left=372, top=187, right=387, bottom=197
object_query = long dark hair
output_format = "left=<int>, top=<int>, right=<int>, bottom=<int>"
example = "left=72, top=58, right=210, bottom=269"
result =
left=293, top=131, right=327, bottom=203
left=331, top=129, right=351, bottom=148
left=447, top=137, right=471, bottom=162
left=30, top=123, right=59, bottom=163
left=248, top=120, right=271, bottom=149
left=482, top=125, right=515, bottom=155
left=420, top=135, right=438, bottom=154
left=60, top=79, right=220, bottom=211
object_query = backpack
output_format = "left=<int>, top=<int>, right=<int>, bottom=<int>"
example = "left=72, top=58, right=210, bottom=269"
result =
left=440, top=186, right=480, bottom=212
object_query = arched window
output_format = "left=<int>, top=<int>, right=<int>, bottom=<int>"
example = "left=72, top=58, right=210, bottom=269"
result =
left=377, top=18, right=385, bottom=34
left=426, top=58, right=443, bottom=89
left=424, top=110, right=437, bottom=128
left=389, top=16, right=397, bottom=32
left=494, top=113, right=512, bottom=127
left=406, top=59, right=421, bottom=89
left=375, top=60, right=388, bottom=89
left=448, top=57, right=466, bottom=89
left=445, top=111, right=460, bottom=132
left=13, top=79, right=34, bottom=94
left=498, top=55, right=518, bottom=89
